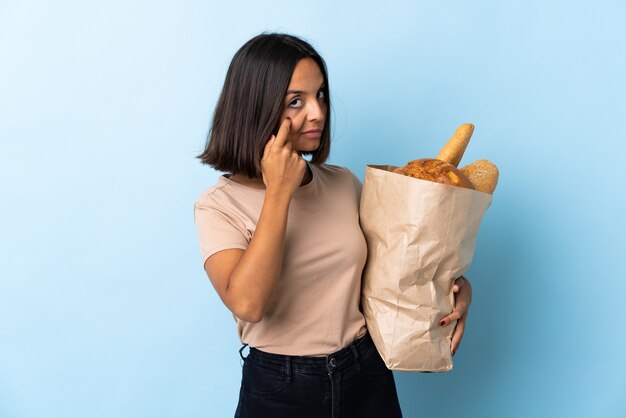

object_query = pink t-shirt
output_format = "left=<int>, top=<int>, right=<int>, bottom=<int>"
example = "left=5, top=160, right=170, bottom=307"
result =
left=193, top=162, right=368, bottom=356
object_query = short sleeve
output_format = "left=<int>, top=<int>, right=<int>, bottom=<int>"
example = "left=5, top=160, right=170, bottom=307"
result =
left=193, top=202, right=250, bottom=267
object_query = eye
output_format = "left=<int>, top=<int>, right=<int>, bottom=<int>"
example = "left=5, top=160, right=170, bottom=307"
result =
left=288, top=97, right=303, bottom=108
left=317, top=90, right=325, bottom=100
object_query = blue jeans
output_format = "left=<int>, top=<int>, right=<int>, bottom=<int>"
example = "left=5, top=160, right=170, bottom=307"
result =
left=235, top=332, right=403, bottom=418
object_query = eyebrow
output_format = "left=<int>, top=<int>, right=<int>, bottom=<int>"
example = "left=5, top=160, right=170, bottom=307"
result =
left=286, top=85, right=326, bottom=95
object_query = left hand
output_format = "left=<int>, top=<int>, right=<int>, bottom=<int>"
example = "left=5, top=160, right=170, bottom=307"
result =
left=438, top=275, right=472, bottom=357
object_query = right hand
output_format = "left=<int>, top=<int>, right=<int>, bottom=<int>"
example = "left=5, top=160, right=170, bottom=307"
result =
left=261, top=118, right=307, bottom=198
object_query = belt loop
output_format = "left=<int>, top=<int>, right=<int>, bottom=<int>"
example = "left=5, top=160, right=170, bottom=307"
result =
left=285, top=356, right=292, bottom=384
left=239, top=343, right=249, bottom=364
left=350, top=343, right=361, bottom=372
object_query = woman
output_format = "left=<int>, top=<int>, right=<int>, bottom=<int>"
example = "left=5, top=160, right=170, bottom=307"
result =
left=194, top=33, right=472, bottom=418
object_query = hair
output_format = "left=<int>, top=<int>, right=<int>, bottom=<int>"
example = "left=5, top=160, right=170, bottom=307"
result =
left=196, top=33, right=331, bottom=177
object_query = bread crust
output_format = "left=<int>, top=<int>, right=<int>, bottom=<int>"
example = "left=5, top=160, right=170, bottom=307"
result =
left=459, top=160, right=499, bottom=194
left=436, top=123, right=474, bottom=167
left=394, top=158, right=475, bottom=190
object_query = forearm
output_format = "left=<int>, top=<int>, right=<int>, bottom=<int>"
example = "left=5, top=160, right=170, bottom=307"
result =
left=226, top=188, right=291, bottom=322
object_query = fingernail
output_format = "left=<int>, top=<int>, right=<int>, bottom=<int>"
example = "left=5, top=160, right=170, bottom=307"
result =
left=439, top=320, right=446, bottom=327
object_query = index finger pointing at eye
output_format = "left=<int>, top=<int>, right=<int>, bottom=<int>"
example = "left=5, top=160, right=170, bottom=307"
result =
left=273, top=118, right=291, bottom=147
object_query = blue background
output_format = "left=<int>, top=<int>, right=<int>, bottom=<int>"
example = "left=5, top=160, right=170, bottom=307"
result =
left=1, top=1, right=625, bottom=417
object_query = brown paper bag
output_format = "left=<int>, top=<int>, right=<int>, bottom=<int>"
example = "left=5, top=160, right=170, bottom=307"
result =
left=360, top=165, right=492, bottom=372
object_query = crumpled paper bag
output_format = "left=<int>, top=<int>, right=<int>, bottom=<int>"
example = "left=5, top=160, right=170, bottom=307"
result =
left=360, top=165, right=492, bottom=372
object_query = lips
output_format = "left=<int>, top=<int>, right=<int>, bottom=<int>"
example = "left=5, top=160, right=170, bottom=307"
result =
left=300, top=129, right=322, bottom=139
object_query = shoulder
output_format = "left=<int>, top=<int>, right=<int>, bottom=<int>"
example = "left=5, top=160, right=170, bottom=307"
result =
left=317, top=163, right=360, bottom=183
left=193, top=179, right=250, bottom=238
left=315, top=163, right=355, bottom=179
left=315, top=163, right=362, bottom=199
left=194, top=178, right=230, bottom=210
left=193, top=177, right=250, bottom=223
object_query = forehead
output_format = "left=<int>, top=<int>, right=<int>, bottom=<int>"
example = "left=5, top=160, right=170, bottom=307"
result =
left=288, top=58, right=325, bottom=89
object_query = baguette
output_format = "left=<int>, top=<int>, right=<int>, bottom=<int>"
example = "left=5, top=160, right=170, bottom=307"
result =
left=436, top=124, right=474, bottom=167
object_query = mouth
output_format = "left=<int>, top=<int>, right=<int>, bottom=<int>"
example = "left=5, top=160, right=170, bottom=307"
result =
left=300, top=129, right=322, bottom=139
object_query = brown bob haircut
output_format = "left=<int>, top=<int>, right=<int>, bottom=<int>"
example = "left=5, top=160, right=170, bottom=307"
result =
left=196, top=33, right=331, bottom=178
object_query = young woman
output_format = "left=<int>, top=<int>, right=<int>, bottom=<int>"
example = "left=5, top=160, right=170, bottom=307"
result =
left=194, top=33, right=473, bottom=418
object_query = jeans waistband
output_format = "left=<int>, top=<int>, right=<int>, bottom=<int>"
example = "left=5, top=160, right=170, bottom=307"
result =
left=244, top=332, right=374, bottom=374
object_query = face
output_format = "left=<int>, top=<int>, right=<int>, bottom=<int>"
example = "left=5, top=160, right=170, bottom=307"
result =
left=280, top=58, right=327, bottom=154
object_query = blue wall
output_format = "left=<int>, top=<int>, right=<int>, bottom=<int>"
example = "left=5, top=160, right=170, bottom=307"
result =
left=1, top=1, right=625, bottom=417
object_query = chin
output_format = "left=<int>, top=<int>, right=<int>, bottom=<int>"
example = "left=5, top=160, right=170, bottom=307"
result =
left=296, top=140, right=321, bottom=152
left=297, top=147, right=320, bottom=155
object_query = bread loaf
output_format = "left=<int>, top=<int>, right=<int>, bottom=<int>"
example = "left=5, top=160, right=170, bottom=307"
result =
left=436, top=124, right=474, bottom=167
left=459, top=160, right=499, bottom=194
left=394, top=159, right=474, bottom=190
left=392, top=123, right=498, bottom=194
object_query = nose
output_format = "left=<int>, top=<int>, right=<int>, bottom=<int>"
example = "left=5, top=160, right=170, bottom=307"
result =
left=306, top=99, right=325, bottom=122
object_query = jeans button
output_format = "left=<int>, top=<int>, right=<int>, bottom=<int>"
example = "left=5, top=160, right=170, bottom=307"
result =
left=329, top=357, right=337, bottom=367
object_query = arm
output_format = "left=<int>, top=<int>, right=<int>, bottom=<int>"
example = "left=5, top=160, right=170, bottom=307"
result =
left=204, top=119, right=306, bottom=323
left=204, top=191, right=291, bottom=323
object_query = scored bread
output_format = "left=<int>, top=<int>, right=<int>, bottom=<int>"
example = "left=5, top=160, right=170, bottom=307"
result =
left=394, top=158, right=474, bottom=190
